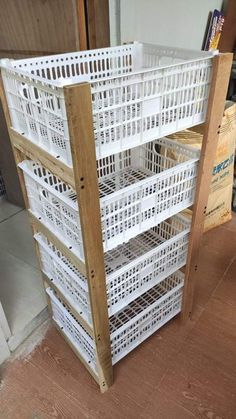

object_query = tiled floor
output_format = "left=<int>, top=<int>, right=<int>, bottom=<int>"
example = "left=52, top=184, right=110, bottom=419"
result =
left=0, top=201, right=47, bottom=351
left=0, top=215, right=235, bottom=418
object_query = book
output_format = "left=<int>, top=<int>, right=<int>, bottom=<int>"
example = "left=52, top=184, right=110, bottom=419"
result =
left=203, top=9, right=225, bottom=51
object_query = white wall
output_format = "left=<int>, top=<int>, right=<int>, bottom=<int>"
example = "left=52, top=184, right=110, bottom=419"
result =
left=110, top=0, right=224, bottom=50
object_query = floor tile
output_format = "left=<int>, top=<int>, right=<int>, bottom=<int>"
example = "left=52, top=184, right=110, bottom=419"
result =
left=141, top=389, right=196, bottom=418
left=0, top=249, right=46, bottom=335
left=0, top=210, right=39, bottom=269
left=0, top=200, right=22, bottom=223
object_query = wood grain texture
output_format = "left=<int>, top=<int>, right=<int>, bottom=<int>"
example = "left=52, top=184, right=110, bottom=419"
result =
left=64, top=83, right=113, bottom=392
left=74, top=0, right=88, bottom=50
left=1, top=216, right=235, bottom=417
left=0, top=0, right=82, bottom=54
left=219, top=0, right=236, bottom=53
left=86, top=0, right=110, bottom=48
left=182, top=53, right=233, bottom=321
left=54, top=321, right=99, bottom=384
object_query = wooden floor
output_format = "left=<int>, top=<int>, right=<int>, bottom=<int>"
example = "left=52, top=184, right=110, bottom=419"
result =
left=0, top=215, right=236, bottom=419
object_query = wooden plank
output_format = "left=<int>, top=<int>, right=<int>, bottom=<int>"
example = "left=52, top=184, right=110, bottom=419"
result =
left=0, top=0, right=84, bottom=54
left=218, top=0, right=236, bottom=53
left=64, top=83, right=113, bottom=392
left=29, top=212, right=87, bottom=277
left=74, top=0, right=88, bottom=50
left=43, top=273, right=94, bottom=338
left=53, top=320, right=99, bottom=385
left=10, top=129, right=75, bottom=189
left=85, top=0, right=110, bottom=48
left=182, top=53, right=233, bottom=322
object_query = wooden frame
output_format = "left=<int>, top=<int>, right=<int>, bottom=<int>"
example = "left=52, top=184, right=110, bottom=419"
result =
left=182, top=53, right=233, bottom=321
left=64, top=83, right=113, bottom=391
left=0, top=52, right=232, bottom=391
left=0, top=74, right=113, bottom=392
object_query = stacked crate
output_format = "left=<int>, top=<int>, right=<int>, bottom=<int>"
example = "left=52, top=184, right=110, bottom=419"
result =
left=0, top=43, right=230, bottom=391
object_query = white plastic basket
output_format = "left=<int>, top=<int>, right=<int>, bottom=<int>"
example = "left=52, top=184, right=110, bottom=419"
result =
left=34, top=214, right=189, bottom=320
left=18, top=160, right=84, bottom=259
left=19, top=137, right=199, bottom=255
left=1, top=42, right=214, bottom=164
left=0, top=169, right=6, bottom=198
left=47, top=270, right=184, bottom=370
left=35, top=232, right=91, bottom=323
left=48, top=287, right=97, bottom=374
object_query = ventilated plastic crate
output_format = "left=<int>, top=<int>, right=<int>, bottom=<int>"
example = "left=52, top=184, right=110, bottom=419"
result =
left=18, top=160, right=84, bottom=259
left=47, top=270, right=184, bottom=370
left=19, top=137, right=199, bottom=255
left=35, top=232, right=91, bottom=323
left=105, top=214, right=189, bottom=315
left=0, top=170, right=6, bottom=198
left=47, top=287, right=97, bottom=374
left=35, top=214, right=189, bottom=321
left=1, top=42, right=214, bottom=164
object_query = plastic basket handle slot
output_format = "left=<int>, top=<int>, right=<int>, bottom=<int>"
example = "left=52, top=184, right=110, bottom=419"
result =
left=40, top=188, right=49, bottom=200
left=19, top=83, right=42, bottom=106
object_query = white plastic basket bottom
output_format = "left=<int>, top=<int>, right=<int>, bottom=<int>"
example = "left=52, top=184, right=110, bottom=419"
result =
left=0, top=170, right=6, bottom=198
left=1, top=42, right=213, bottom=165
left=47, top=269, right=184, bottom=371
left=19, top=137, right=199, bottom=256
left=34, top=214, right=189, bottom=322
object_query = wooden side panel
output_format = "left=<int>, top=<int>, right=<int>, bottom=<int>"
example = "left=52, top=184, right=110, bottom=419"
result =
left=182, top=53, right=233, bottom=321
left=64, top=83, right=113, bottom=392
left=219, top=0, right=236, bottom=53
left=86, top=0, right=110, bottom=48
left=0, top=0, right=83, bottom=55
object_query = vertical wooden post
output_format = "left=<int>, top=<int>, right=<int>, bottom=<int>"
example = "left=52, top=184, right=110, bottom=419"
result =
left=182, top=53, right=233, bottom=321
left=64, top=83, right=113, bottom=392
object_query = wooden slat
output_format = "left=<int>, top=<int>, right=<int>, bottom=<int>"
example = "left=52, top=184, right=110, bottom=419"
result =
left=182, top=53, right=233, bottom=321
left=0, top=0, right=84, bottom=54
left=53, top=320, right=99, bottom=385
left=43, top=273, right=94, bottom=338
left=10, top=128, right=75, bottom=188
left=64, top=83, right=113, bottom=392
left=29, top=212, right=87, bottom=277
left=74, top=0, right=88, bottom=50
left=85, top=0, right=110, bottom=48
left=218, top=0, right=236, bottom=53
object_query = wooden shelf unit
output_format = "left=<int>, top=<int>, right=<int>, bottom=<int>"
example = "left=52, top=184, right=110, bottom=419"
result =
left=0, top=52, right=232, bottom=392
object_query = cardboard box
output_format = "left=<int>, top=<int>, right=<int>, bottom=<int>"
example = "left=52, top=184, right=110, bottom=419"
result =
left=167, top=102, right=236, bottom=231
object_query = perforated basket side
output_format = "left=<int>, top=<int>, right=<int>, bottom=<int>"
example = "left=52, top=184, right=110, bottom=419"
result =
left=47, top=287, right=97, bottom=373
left=35, top=233, right=91, bottom=324
left=19, top=160, right=84, bottom=259
left=105, top=215, right=190, bottom=315
left=110, top=271, right=184, bottom=364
